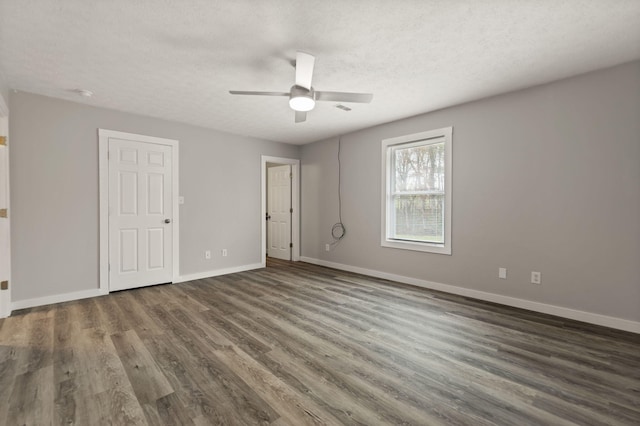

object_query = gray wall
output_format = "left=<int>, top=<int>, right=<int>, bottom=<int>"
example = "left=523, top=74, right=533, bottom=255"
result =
left=301, top=61, right=640, bottom=322
left=10, top=92, right=298, bottom=302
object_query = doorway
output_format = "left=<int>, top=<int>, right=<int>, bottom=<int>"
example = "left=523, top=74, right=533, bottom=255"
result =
left=261, top=156, right=300, bottom=265
left=267, top=164, right=292, bottom=260
left=99, top=129, right=180, bottom=292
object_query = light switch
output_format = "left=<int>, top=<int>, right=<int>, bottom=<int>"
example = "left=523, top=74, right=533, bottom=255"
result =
left=499, top=268, right=507, bottom=279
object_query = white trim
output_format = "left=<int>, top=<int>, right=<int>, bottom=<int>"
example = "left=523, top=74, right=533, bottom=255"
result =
left=11, top=288, right=108, bottom=311
left=0, top=102, right=10, bottom=318
left=299, top=256, right=640, bottom=334
left=98, top=131, right=108, bottom=292
left=0, top=90, right=8, bottom=117
left=175, top=263, right=263, bottom=283
left=11, top=262, right=264, bottom=310
left=381, top=127, right=452, bottom=255
left=261, top=156, right=300, bottom=265
left=98, top=129, right=180, bottom=293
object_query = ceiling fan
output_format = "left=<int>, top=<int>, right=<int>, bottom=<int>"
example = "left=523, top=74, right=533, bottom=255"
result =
left=229, top=51, right=373, bottom=123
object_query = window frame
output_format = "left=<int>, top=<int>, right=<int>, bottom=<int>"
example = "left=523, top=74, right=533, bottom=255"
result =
left=381, top=126, right=452, bottom=255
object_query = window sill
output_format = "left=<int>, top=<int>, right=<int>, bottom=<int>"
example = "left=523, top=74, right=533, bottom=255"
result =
left=381, top=238, right=451, bottom=255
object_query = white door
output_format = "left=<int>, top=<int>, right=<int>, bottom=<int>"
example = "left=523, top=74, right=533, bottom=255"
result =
left=0, top=116, right=10, bottom=317
left=109, top=138, right=173, bottom=291
left=267, top=165, right=291, bottom=260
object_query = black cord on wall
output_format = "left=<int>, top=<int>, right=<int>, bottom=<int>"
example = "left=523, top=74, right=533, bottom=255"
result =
left=331, top=136, right=346, bottom=246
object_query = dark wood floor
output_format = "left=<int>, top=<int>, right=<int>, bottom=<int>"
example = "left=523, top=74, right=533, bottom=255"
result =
left=1, top=259, right=639, bottom=425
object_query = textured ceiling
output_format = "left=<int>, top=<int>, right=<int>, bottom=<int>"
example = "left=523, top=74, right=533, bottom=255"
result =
left=1, top=0, right=639, bottom=145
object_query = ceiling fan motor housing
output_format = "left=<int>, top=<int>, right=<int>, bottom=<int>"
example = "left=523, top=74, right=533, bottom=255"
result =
left=289, top=85, right=315, bottom=111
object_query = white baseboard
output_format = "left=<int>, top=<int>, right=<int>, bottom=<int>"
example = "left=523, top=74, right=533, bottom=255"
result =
left=175, top=263, right=264, bottom=283
left=12, top=288, right=108, bottom=311
left=9, top=263, right=264, bottom=312
left=300, top=257, right=640, bottom=334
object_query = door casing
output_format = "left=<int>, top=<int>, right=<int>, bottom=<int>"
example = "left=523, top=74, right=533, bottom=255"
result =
left=0, top=94, right=10, bottom=318
left=99, top=129, right=180, bottom=293
left=261, top=156, right=300, bottom=265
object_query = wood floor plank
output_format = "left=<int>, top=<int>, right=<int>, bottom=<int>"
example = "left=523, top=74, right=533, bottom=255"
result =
left=0, top=357, right=17, bottom=425
left=93, top=385, right=149, bottom=425
left=80, top=326, right=148, bottom=423
left=142, top=334, right=219, bottom=423
left=214, top=344, right=344, bottom=426
left=94, top=294, right=133, bottom=334
left=111, top=291, right=165, bottom=340
left=53, top=303, right=78, bottom=384
left=20, top=315, right=54, bottom=375
left=54, top=378, right=77, bottom=425
left=52, top=302, right=83, bottom=425
left=72, top=297, right=101, bottom=330
left=159, top=284, right=210, bottom=313
left=154, top=392, right=197, bottom=426
left=6, top=366, right=54, bottom=425
left=111, top=329, right=174, bottom=406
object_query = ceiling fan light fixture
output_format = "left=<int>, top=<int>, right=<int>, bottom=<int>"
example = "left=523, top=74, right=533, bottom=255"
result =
left=289, top=85, right=315, bottom=112
left=289, top=95, right=315, bottom=112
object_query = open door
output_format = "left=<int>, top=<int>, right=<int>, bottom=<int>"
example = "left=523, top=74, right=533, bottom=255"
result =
left=267, top=164, right=292, bottom=260
left=261, top=156, right=300, bottom=265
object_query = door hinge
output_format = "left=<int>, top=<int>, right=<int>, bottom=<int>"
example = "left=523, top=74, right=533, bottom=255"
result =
left=0, top=208, right=7, bottom=218
left=289, top=242, right=293, bottom=248
left=0, top=280, right=8, bottom=290
left=289, top=172, right=292, bottom=179
left=0, top=136, right=6, bottom=146
left=290, top=207, right=293, bottom=213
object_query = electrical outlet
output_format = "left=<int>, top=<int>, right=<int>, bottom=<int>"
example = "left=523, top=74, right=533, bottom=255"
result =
left=222, top=249, right=228, bottom=257
left=498, top=268, right=507, bottom=279
left=531, top=271, right=541, bottom=284
left=325, top=244, right=331, bottom=251
left=204, top=250, right=211, bottom=260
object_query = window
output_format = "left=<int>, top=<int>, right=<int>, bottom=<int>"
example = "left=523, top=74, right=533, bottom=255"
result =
left=381, top=127, right=452, bottom=254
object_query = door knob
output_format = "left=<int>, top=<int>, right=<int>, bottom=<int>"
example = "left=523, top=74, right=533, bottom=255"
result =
left=164, top=219, right=171, bottom=224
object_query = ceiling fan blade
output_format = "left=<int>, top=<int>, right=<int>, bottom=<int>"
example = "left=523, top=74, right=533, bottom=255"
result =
left=315, top=91, right=373, bottom=103
left=295, top=111, right=307, bottom=123
left=295, top=51, right=315, bottom=90
left=229, top=90, right=289, bottom=96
